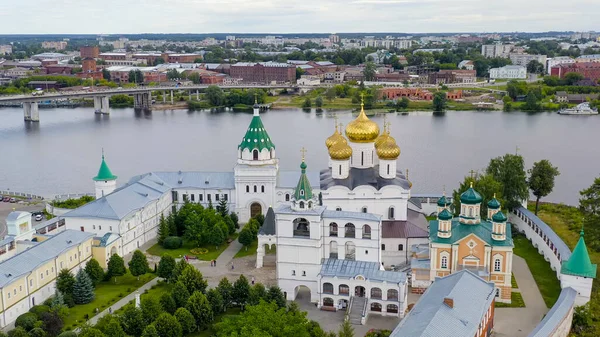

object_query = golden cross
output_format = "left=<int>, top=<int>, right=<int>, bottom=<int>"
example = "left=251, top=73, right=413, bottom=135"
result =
left=300, top=147, right=307, bottom=161
left=515, top=145, right=520, bottom=155
left=360, top=92, right=365, bottom=105
left=338, top=122, right=344, bottom=132
left=443, top=184, right=446, bottom=196
left=254, top=92, right=258, bottom=104
left=333, top=114, right=339, bottom=131
left=383, top=114, right=388, bottom=130
left=469, top=170, right=477, bottom=180
left=386, top=121, right=391, bottom=133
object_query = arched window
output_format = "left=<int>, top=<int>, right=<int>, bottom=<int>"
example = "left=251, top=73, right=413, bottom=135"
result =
left=468, top=207, right=473, bottom=217
left=246, top=185, right=249, bottom=193
left=389, top=207, right=395, bottom=219
left=345, top=242, right=356, bottom=260
left=370, top=288, right=382, bottom=299
left=323, top=283, right=334, bottom=294
left=494, top=258, right=501, bottom=272
left=344, top=223, right=355, bottom=238
left=387, top=304, right=399, bottom=313
left=398, top=244, right=404, bottom=251
left=308, top=201, right=312, bottom=208
left=361, top=152, right=364, bottom=166
left=300, top=190, right=305, bottom=196
left=299, top=201, right=305, bottom=209
left=253, top=149, right=259, bottom=160
left=293, top=218, right=309, bottom=237
left=381, top=244, right=386, bottom=251
left=330, top=241, right=338, bottom=259
left=362, top=225, right=371, bottom=239
left=261, top=185, right=265, bottom=193
left=329, top=223, right=338, bottom=236
left=370, top=303, right=382, bottom=312
left=285, top=193, right=290, bottom=201
left=336, top=207, right=342, bottom=211
left=387, top=165, right=390, bottom=175
left=323, top=298, right=334, bottom=307
left=441, top=256, right=448, bottom=269
left=253, top=185, right=257, bottom=193
left=387, top=289, right=398, bottom=300
left=361, top=206, right=367, bottom=213
left=339, top=284, right=349, bottom=295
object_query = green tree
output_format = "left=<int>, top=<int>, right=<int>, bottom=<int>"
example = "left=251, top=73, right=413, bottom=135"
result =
left=186, top=291, right=214, bottom=331
left=216, top=198, right=228, bottom=217
left=14, top=312, right=38, bottom=331
left=102, top=68, right=111, bottom=81
left=174, top=308, right=196, bottom=335
left=56, top=269, right=75, bottom=297
left=564, top=72, right=584, bottom=86
left=205, top=85, right=225, bottom=106
left=486, top=154, right=529, bottom=210
left=217, top=278, right=233, bottom=309
left=178, top=265, right=208, bottom=294
left=506, top=80, right=528, bottom=100
left=580, top=177, right=600, bottom=216
left=528, top=160, right=560, bottom=215
left=396, top=97, right=410, bottom=110
left=325, top=88, right=336, bottom=102
left=522, top=90, right=542, bottom=111
left=129, top=250, right=149, bottom=280
left=58, top=332, right=77, bottom=337
left=107, top=254, right=126, bottom=283
left=153, top=313, right=182, bottom=337
left=526, top=60, right=545, bottom=74
left=120, top=306, right=145, bottom=337
left=128, top=69, right=144, bottom=84
left=84, top=259, right=105, bottom=286
left=171, top=281, right=191, bottom=308
left=141, top=325, right=160, bottom=337
left=206, top=288, right=224, bottom=314
left=249, top=283, right=267, bottom=306
left=78, top=327, right=105, bottom=337
left=302, top=97, right=312, bottom=108
left=141, top=296, right=163, bottom=325
left=160, top=293, right=177, bottom=315
left=296, top=67, right=305, bottom=80
left=432, top=91, right=447, bottom=112
left=238, top=227, right=254, bottom=251
left=103, top=318, right=125, bottom=337
left=206, top=224, right=225, bottom=250
left=157, top=214, right=170, bottom=244
left=337, top=319, right=355, bottom=337
left=28, top=328, right=46, bottom=337
left=233, top=275, right=251, bottom=308
left=266, top=286, right=287, bottom=308
left=41, top=311, right=64, bottom=336
left=571, top=304, right=593, bottom=335
left=187, top=72, right=201, bottom=85
left=363, top=61, right=376, bottom=81
left=72, top=269, right=95, bottom=305
left=7, top=328, right=29, bottom=337
left=452, top=173, right=504, bottom=218
left=502, top=95, right=513, bottom=112
left=315, top=96, right=324, bottom=108
left=157, top=254, right=176, bottom=280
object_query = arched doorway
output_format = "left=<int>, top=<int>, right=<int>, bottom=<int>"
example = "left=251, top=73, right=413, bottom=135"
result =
left=110, top=246, right=117, bottom=256
left=355, top=286, right=366, bottom=297
left=250, top=202, right=262, bottom=218
left=295, top=285, right=311, bottom=303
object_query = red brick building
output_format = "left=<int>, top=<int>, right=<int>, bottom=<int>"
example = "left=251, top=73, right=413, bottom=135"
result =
left=551, top=62, right=600, bottom=82
left=230, top=62, right=295, bottom=83
left=162, top=53, right=202, bottom=63
left=80, top=46, right=100, bottom=59
left=428, top=70, right=476, bottom=84
left=44, top=64, right=77, bottom=75
left=82, top=58, right=97, bottom=73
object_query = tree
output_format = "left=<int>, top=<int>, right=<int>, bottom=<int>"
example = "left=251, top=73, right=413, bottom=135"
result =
left=78, top=327, right=105, bottom=337
left=160, top=293, right=177, bottom=315
left=129, top=250, right=149, bottom=280
left=432, top=91, right=447, bottom=112
left=315, top=96, right=324, bottom=108
left=249, top=283, right=267, bottom=306
left=571, top=304, right=593, bottom=335
left=526, top=60, right=545, bottom=74
left=153, top=313, right=182, bottom=337
left=238, top=227, right=254, bottom=251
left=205, top=85, right=225, bottom=106
left=58, top=332, right=77, bottom=337
left=7, top=328, right=29, bottom=337
left=103, top=318, right=126, bottom=337
left=178, top=265, right=208, bottom=294
left=580, top=177, right=600, bottom=216
left=157, top=255, right=176, bottom=280
left=296, top=67, right=305, bottom=80
left=41, top=311, right=64, bottom=336
left=502, top=95, right=513, bottom=112
left=171, top=281, right=191, bottom=308
left=522, top=90, right=542, bottom=111
left=102, top=69, right=111, bottom=81
left=337, top=320, right=355, bottom=337
left=452, top=173, right=504, bottom=218
left=206, top=288, right=224, bottom=314
left=363, top=61, right=376, bottom=81
left=528, top=160, right=560, bottom=215
left=486, top=154, right=529, bottom=210
left=302, top=97, right=312, bottom=108
left=325, top=88, right=336, bottom=102
left=15, top=312, right=38, bottom=331
left=128, top=69, right=144, bottom=84
left=564, top=72, right=584, bottom=86
left=217, top=278, right=233, bottom=309
left=141, top=325, right=160, bottom=337
left=266, top=286, right=287, bottom=308
left=28, top=329, right=46, bottom=337
left=187, top=72, right=201, bottom=85
left=56, top=269, right=75, bottom=297
left=141, top=296, right=163, bottom=325
left=107, top=254, right=126, bottom=283
left=120, top=306, right=145, bottom=337
left=216, top=198, right=228, bottom=217
left=72, top=269, right=95, bottom=305
left=84, top=259, right=105, bottom=286
left=174, top=308, right=196, bottom=335
left=233, top=275, right=250, bottom=308
left=506, top=80, right=528, bottom=100
left=206, top=224, right=225, bottom=250
left=157, top=214, right=170, bottom=244
left=186, top=291, right=214, bottom=331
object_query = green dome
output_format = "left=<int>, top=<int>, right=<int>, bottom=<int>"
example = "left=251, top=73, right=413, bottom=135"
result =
left=460, top=185, right=483, bottom=205
left=294, top=160, right=312, bottom=201
left=492, top=211, right=507, bottom=222
left=487, top=197, right=501, bottom=209
left=561, top=230, right=597, bottom=278
left=93, top=154, right=117, bottom=181
left=437, top=195, right=451, bottom=207
left=300, top=161, right=307, bottom=170
left=438, top=208, right=453, bottom=221
left=238, top=115, right=275, bottom=153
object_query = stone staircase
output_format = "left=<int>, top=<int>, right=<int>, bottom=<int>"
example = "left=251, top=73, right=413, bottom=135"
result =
left=348, top=296, right=367, bottom=325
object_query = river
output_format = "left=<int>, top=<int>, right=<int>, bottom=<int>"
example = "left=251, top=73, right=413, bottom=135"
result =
left=0, top=106, right=597, bottom=205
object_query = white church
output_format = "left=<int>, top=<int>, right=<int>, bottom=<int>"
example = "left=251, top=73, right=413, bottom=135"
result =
left=60, top=100, right=427, bottom=320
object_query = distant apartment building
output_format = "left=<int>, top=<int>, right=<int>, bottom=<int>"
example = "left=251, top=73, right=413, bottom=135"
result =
left=0, top=45, right=12, bottom=55
left=546, top=57, right=575, bottom=74
left=509, top=53, right=547, bottom=69
left=99, top=52, right=127, bottom=61
left=229, top=62, right=295, bottom=83
left=551, top=62, right=600, bottom=82
left=329, top=34, right=340, bottom=44
left=31, top=52, right=72, bottom=62
left=489, top=65, right=527, bottom=79
left=428, top=70, right=476, bottom=84
left=80, top=46, right=99, bottom=59
left=458, top=60, right=475, bottom=71
left=481, top=44, right=513, bottom=58
left=162, top=53, right=202, bottom=63
left=576, top=54, right=600, bottom=63
left=3, top=67, right=28, bottom=78
left=42, top=41, right=68, bottom=50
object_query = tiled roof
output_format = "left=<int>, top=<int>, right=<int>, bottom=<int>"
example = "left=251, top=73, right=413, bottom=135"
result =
left=391, top=270, right=495, bottom=337
left=322, top=209, right=381, bottom=222
left=320, top=258, right=406, bottom=283
left=429, top=218, right=513, bottom=247
left=259, top=207, right=276, bottom=235
left=6, top=211, right=30, bottom=222
left=0, top=230, right=94, bottom=287
left=382, top=218, right=429, bottom=239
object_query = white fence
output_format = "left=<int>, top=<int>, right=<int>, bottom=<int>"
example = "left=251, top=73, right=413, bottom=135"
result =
left=0, top=190, right=44, bottom=200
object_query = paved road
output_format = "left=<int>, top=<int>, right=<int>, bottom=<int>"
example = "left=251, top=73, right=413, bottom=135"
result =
left=494, top=255, right=548, bottom=337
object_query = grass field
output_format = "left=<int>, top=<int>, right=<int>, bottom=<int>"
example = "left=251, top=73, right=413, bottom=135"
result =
left=511, top=273, right=518, bottom=289
left=147, top=234, right=238, bottom=261
left=64, top=272, right=156, bottom=329
left=495, top=292, right=525, bottom=308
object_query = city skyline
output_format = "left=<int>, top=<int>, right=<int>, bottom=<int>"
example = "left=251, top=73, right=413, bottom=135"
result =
left=0, top=0, right=597, bottom=35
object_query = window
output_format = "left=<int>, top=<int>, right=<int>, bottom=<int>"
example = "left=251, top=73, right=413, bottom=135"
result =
left=387, top=289, right=398, bottom=300
left=40, top=273, right=43, bottom=280
left=495, top=289, right=500, bottom=298
left=99, top=226, right=101, bottom=230
left=30, top=279, right=33, bottom=287
left=389, top=207, right=395, bottom=219
left=46, top=270, right=48, bottom=276
left=285, top=194, right=290, bottom=201
left=468, top=207, right=473, bottom=217
left=381, top=244, right=386, bottom=251
left=13, top=289, right=16, bottom=295
left=300, top=190, right=304, bottom=196
left=109, top=226, right=112, bottom=231
left=441, top=256, right=448, bottom=269
left=362, top=225, right=371, bottom=239
left=224, top=194, right=228, bottom=201
left=323, top=283, right=334, bottom=294
left=336, top=207, right=342, bottom=211
left=252, top=149, right=259, bottom=160
left=398, top=244, right=404, bottom=251
left=387, top=304, right=399, bottom=313
left=323, top=298, right=334, bottom=307
left=292, top=270, right=296, bottom=276
left=371, top=288, right=382, bottom=299
left=361, top=152, right=364, bottom=166
left=191, top=194, right=195, bottom=201
left=494, top=258, right=501, bottom=272
left=199, top=194, right=203, bottom=201
left=302, top=271, right=306, bottom=276
left=329, top=223, right=338, bottom=237
left=293, top=218, right=310, bottom=237
left=339, top=166, right=342, bottom=175
left=183, top=194, right=188, bottom=201
left=344, top=223, right=355, bottom=238
left=299, top=201, right=305, bottom=209
left=93, top=225, right=96, bottom=230
left=362, top=207, right=367, bottom=213
left=246, top=185, right=249, bottom=193
left=7, top=293, right=10, bottom=299
left=254, top=185, right=257, bottom=193
left=370, top=303, right=382, bottom=312
left=365, top=250, right=368, bottom=255
left=215, top=194, right=219, bottom=201
left=339, top=284, right=350, bottom=295
left=261, top=186, right=265, bottom=193
left=208, top=194, right=211, bottom=201
left=387, top=165, right=390, bottom=175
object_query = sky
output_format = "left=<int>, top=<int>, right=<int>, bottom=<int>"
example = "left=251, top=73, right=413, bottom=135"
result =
left=0, top=0, right=597, bottom=34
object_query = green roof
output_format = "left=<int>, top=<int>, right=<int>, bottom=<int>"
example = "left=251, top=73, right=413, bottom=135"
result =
left=438, top=208, right=453, bottom=221
left=93, top=154, right=117, bottom=181
left=437, top=195, right=451, bottom=207
left=238, top=115, right=275, bottom=152
left=561, top=230, right=597, bottom=278
left=487, top=197, right=501, bottom=209
left=294, top=160, right=313, bottom=201
left=460, top=186, right=483, bottom=205
left=492, top=211, right=507, bottom=223
left=429, top=218, right=513, bottom=247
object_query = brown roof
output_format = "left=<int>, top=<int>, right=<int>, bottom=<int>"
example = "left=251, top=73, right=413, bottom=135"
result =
left=382, top=210, right=429, bottom=238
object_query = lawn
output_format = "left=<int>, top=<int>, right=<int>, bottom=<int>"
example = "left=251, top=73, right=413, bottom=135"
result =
left=64, top=272, right=156, bottom=329
left=495, top=292, right=525, bottom=308
left=512, top=234, right=562, bottom=308
left=147, top=234, right=238, bottom=261
left=511, top=273, right=518, bottom=289
left=234, top=239, right=276, bottom=259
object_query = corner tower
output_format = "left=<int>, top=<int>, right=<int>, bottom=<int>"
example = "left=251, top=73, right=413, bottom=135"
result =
left=560, top=229, right=597, bottom=306
left=93, top=150, right=117, bottom=199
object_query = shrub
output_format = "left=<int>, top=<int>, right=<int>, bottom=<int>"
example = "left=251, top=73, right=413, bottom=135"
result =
left=190, top=248, right=208, bottom=255
left=15, top=312, right=38, bottom=331
left=163, top=236, right=183, bottom=249
left=29, top=305, right=51, bottom=318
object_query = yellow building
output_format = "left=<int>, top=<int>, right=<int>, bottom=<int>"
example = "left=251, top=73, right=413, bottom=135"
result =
left=425, top=185, right=514, bottom=303
left=0, top=229, right=94, bottom=327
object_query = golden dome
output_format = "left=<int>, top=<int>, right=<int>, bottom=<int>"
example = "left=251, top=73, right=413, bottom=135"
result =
left=377, top=137, right=401, bottom=160
left=374, top=121, right=391, bottom=149
left=329, top=141, right=352, bottom=160
left=325, top=123, right=347, bottom=149
left=345, top=101, right=380, bottom=143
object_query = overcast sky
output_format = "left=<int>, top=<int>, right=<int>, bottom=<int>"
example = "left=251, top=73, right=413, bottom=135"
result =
left=0, top=0, right=596, bottom=34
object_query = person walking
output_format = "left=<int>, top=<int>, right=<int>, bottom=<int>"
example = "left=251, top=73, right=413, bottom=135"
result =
left=231, top=263, right=234, bottom=270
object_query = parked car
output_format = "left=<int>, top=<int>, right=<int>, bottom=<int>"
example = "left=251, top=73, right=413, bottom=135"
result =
left=2, top=196, right=10, bottom=202
left=35, top=214, right=43, bottom=221
left=9, top=197, right=16, bottom=203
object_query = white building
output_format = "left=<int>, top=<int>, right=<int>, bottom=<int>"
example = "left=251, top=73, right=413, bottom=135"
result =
left=509, top=53, right=547, bottom=69
left=547, top=57, right=575, bottom=74
left=481, top=44, right=514, bottom=58
left=489, top=65, right=527, bottom=80
left=0, top=45, right=12, bottom=55
left=458, top=60, right=474, bottom=71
